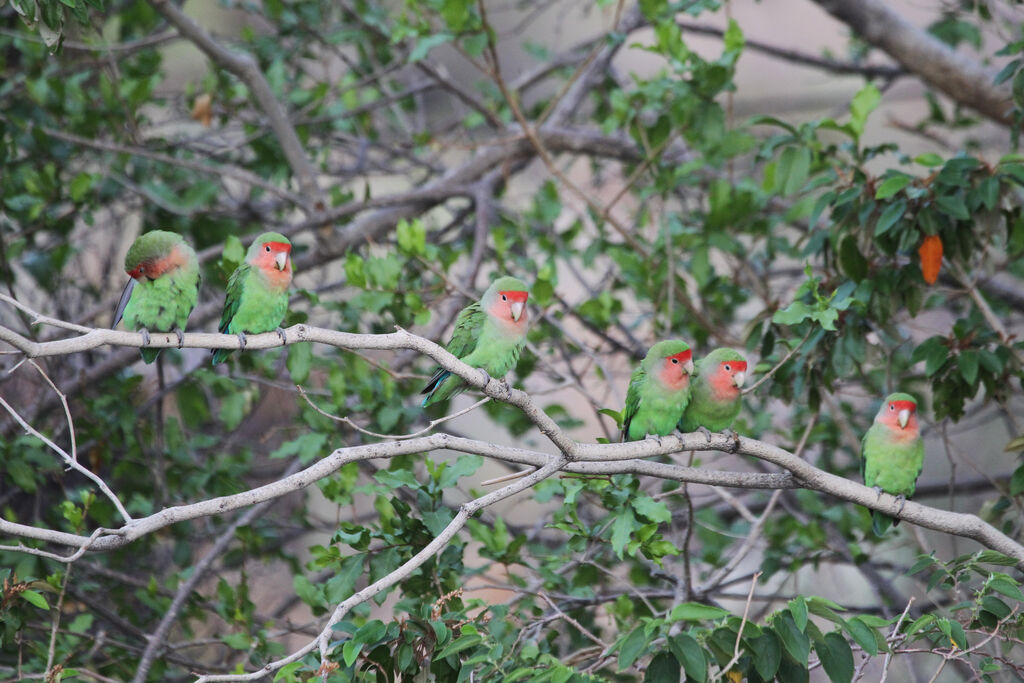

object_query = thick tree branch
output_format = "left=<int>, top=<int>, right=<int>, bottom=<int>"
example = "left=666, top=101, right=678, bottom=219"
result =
left=810, top=0, right=1013, bottom=126
left=2, top=312, right=1023, bottom=567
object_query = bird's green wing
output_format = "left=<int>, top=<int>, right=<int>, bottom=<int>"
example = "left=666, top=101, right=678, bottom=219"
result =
left=620, top=366, right=646, bottom=441
left=422, top=302, right=486, bottom=392
left=219, top=263, right=251, bottom=333
left=860, top=429, right=869, bottom=483
left=446, top=301, right=485, bottom=358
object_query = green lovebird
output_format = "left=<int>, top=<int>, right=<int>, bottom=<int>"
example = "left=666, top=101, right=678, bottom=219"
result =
left=421, top=276, right=530, bottom=408
left=679, top=348, right=747, bottom=438
left=113, top=230, right=200, bottom=364
left=861, top=392, right=925, bottom=536
left=212, top=232, right=293, bottom=365
left=621, top=340, right=695, bottom=442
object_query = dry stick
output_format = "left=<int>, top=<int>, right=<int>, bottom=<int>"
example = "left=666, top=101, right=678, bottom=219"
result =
left=540, top=592, right=610, bottom=649
left=192, top=458, right=567, bottom=683
left=130, top=471, right=295, bottom=683
left=0, top=395, right=131, bottom=522
left=298, top=384, right=491, bottom=440
left=717, top=571, right=763, bottom=681
left=742, top=327, right=812, bottom=395
left=147, top=0, right=324, bottom=211
left=698, top=415, right=818, bottom=596
left=879, top=597, right=916, bottom=683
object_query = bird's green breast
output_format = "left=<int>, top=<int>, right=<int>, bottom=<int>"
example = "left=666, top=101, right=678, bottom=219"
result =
left=225, top=269, right=290, bottom=334
left=680, top=380, right=741, bottom=432
left=862, top=425, right=924, bottom=497
left=626, top=377, right=691, bottom=441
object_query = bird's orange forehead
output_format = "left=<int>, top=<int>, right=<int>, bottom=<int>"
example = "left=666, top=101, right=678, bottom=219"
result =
left=889, top=400, right=916, bottom=412
left=667, top=349, right=692, bottom=363
left=264, top=241, right=292, bottom=253
left=500, top=290, right=528, bottom=303
left=722, top=360, right=747, bottom=372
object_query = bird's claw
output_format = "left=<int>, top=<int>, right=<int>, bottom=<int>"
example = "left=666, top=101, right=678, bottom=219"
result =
left=645, top=433, right=664, bottom=447
left=174, top=327, right=185, bottom=349
left=697, top=426, right=713, bottom=444
left=872, top=486, right=884, bottom=500
left=895, top=494, right=907, bottom=516
left=478, top=368, right=492, bottom=386
left=140, top=328, right=151, bottom=348
left=237, top=332, right=248, bottom=351
left=723, top=428, right=740, bottom=453
left=275, top=327, right=287, bottom=345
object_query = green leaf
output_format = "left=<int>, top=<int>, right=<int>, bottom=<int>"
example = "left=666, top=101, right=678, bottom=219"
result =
left=842, top=618, right=878, bottom=656
left=988, top=575, right=1024, bottom=602
left=644, top=652, right=680, bottom=683
left=633, top=496, right=672, bottom=524
left=838, top=235, right=867, bottom=282
left=875, top=174, right=911, bottom=199
left=436, top=634, right=482, bottom=659
left=286, top=342, right=313, bottom=384
left=669, top=603, right=731, bottom=622
left=958, top=350, right=980, bottom=385
left=817, top=633, right=854, bottom=683
left=749, top=631, right=782, bottom=680
left=617, top=625, right=648, bottom=670
left=914, top=153, right=944, bottom=167
left=775, top=146, right=812, bottom=196
left=875, top=199, right=906, bottom=236
left=668, top=633, right=706, bottom=683
left=773, top=611, right=810, bottom=663
left=221, top=235, right=245, bottom=267
left=789, top=596, right=808, bottom=631
left=610, top=508, right=636, bottom=558
left=409, top=33, right=452, bottom=63
left=21, top=589, right=49, bottom=610
left=772, top=300, right=812, bottom=327
left=849, top=83, right=881, bottom=139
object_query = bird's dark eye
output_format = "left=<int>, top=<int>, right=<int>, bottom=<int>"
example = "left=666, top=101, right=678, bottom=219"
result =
left=501, top=294, right=507, bottom=301
left=671, top=358, right=678, bottom=364
left=265, top=245, right=271, bottom=252
left=724, top=364, right=731, bottom=371
left=889, top=404, right=895, bottom=411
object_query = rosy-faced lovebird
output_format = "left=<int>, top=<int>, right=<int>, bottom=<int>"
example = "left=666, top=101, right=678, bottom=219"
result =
left=212, top=232, right=293, bottom=365
left=621, top=340, right=695, bottom=442
left=113, top=230, right=200, bottom=364
left=679, top=348, right=747, bottom=439
left=861, top=392, right=925, bottom=536
left=421, top=276, right=530, bottom=408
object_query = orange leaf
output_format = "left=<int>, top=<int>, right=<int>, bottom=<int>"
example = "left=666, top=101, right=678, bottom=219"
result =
left=918, top=234, right=943, bottom=285
left=191, top=93, right=213, bottom=127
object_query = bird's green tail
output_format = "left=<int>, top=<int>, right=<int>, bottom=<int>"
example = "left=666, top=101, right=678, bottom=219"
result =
left=141, top=348, right=161, bottom=364
left=211, top=348, right=233, bottom=365
left=871, top=510, right=895, bottom=536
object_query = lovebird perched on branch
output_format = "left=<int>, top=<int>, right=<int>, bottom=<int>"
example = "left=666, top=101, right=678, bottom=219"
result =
left=679, top=348, right=747, bottom=440
left=621, top=340, right=695, bottom=442
left=212, top=232, right=293, bottom=365
left=113, top=230, right=200, bottom=364
left=421, top=276, right=530, bottom=408
left=861, top=392, right=925, bottom=536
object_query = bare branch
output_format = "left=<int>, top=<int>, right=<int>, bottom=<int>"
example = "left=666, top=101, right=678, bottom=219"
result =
left=810, top=0, right=1013, bottom=126
left=147, top=0, right=324, bottom=209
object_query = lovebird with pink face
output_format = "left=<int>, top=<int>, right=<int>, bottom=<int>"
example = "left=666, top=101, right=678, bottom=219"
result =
left=861, top=392, right=925, bottom=535
left=212, top=232, right=293, bottom=365
left=113, top=230, right=200, bottom=364
left=679, top=348, right=747, bottom=439
left=421, top=276, right=530, bottom=407
left=621, top=340, right=695, bottom=442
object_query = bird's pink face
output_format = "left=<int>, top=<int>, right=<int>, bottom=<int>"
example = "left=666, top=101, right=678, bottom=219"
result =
left=709, top=360, right=747, bottom=399
left=657, top=349, right=694, bottom=390
left=488, top=290, right=529, bottom=326
left=127, top=244, right=189, bottom=281
left=878, top=399, right=919, bottom=438
left=252, top=241, right=293, bottom=288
